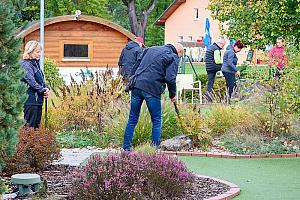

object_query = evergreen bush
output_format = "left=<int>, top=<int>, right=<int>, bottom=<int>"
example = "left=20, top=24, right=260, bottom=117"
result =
left=0, top=1, right=27, bottom=171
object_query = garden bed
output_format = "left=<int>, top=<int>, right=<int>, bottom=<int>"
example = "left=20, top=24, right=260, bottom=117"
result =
left=4, top=164, right=234, bottom=200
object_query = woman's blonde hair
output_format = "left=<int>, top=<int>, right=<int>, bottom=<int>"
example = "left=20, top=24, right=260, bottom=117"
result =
left=23, top=40, right=41, bottom=59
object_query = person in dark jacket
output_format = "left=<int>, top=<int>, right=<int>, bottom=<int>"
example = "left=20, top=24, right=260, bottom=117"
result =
left=118, top=37, right=144, bottom=79
left=204, top=37, right=226, bottom=101
left=221, top=40, right=244, bottom=99
left=20, top=40, right=50, bottom=129
left=123, top=43, right=184, bottom=151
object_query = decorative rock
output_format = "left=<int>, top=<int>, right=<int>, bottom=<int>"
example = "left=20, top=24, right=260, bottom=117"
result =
left=160, top=135, right=192, bottom=151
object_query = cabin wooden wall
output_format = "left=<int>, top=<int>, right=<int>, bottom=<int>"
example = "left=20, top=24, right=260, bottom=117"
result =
left=24, top=21, right=130, bottom=68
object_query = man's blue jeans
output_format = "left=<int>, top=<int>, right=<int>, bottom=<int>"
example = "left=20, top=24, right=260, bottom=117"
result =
left=123, top=88, right=162, bottom=151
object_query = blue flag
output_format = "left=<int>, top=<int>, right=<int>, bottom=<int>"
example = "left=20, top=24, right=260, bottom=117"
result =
left=230, top=38, right=235, bottom=46
left=203, top=18, right=211, bottom=48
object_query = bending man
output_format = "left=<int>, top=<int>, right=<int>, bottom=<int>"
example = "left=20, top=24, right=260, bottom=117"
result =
left=123, top=43, right=184, bottom=151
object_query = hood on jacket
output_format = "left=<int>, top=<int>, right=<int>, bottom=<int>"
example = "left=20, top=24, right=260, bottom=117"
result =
left=126, top=41, right=140, bottom=50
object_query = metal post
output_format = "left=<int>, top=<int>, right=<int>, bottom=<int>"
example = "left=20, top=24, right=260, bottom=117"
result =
left=182, top=49, right=186, bottom=74
left=40, top=0, right=48, bottom=128
left=40, top=0, right=44, bottom=72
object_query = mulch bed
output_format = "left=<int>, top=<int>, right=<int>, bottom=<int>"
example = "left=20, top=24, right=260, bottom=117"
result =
left=6, top=164, right=230, bottom=200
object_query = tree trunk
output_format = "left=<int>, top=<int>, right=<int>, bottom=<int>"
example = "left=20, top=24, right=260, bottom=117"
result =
left=123, top=0, right=157, bottom=39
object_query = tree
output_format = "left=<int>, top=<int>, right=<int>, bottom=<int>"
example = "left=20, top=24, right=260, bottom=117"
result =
left=120, top=0, right=157, bottom=38
left=209, top=0, right=300, bottom=49
left=13, top=0, right=111, bottom=27
left=145, top=0, right=172, bottom=46
left=0, top=1, right=27, bottom=171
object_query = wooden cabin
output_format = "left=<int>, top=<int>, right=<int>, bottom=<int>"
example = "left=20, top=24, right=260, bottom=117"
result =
left=17, top=15, right=135, bottom=82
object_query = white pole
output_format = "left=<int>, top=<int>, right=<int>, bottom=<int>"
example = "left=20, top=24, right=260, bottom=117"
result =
left=40, top=0, right=44, bottom=72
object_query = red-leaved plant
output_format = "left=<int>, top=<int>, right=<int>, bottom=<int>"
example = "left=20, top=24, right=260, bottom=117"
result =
left=3, top=126, right=60, bottom=175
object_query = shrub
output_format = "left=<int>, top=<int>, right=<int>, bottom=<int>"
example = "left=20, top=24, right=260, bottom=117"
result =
left=44, top=58, right=63, bottom=89
left=134, top=143, right=156, bottom=154
left=3, top=127, right=61, bottom=175
left=71, top=152, right=194, bottom=200
left=206, top=104, right=262, bottom=137
left=196, top=75, right=227, bottom=102
left=176, top=104, right=212, bottom=150
left=0, top=1, right=27, bottom=171
left=47, top=69, right=126, bottom=132
left=257, top=112, right=294, bottom=137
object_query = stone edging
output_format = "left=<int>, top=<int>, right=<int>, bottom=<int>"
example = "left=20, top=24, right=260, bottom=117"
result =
left=196, top=174, right=240, bottom=200
left=161, top=151, right=300, bottom=158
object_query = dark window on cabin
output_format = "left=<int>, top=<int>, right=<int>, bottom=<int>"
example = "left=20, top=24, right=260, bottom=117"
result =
left=194, top=8, right=199, bottom=19
left=64, top=44, right=88, bottom=58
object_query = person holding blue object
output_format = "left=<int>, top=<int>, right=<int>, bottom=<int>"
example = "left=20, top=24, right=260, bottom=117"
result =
left=123, top=43, right=184, bottom=151
left=221, top=40, right=244, bottom=99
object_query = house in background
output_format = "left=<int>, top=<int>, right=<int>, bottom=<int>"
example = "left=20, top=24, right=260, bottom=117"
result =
left=155, top=0, right=248, bottom=63
left=155, top=0, right=220, bottom=44
left=17, top=15, right=135, bottom=83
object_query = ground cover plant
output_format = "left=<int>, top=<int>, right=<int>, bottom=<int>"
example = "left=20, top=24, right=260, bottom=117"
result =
left=71, top=152, right=194, bottom=200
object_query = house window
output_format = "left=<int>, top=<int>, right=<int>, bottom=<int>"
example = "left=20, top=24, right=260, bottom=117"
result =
left=64, top=44, right=88, bottom=58
left=179, top=36, right=184, bottom=42
left=60, top=41, right=93, bottom=62
left=188, top=36, right=193, bottom=42
left=194, top=8, right=199, bottom=20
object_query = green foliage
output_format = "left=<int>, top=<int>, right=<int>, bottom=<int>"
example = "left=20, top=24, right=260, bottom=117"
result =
left=277, top=59, right=300, bottom=115
left=239, top=65, right=270, bottom=80
left=206, top=104, right=262, bottom=137
left=14, top=0, right=111, bottom=26
left=0, top=1, right=27, bottom=171
left=261, top=64, right=298, bottom=136
left=3, top=127, right=61, bottom=175
left=44, top=58, right=63, bottom=89
left=209, top=0, right=300, bottom=49
left=176, top=104, right=213, bottom=150
left=0, top=179, right=11, bottom=195
left=222, top=134, right=300, bottom=155
left=134, top=143, right=156, bottom=154
left=56, top=129, right=119, bottom=149
left=145, top=0, right=173, bottom=46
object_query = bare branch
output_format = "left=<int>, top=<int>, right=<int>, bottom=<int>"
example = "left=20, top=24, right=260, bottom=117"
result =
left=145, top=0, right=157, bottom=14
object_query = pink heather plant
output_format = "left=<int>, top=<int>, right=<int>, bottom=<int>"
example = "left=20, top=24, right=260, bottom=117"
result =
left=71, top=152, right=194, bottom=200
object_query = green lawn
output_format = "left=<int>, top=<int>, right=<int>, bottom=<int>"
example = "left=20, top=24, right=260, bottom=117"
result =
left=183, top=63, right=206, bottom=76
left=180, top=157, right=300, bottom=200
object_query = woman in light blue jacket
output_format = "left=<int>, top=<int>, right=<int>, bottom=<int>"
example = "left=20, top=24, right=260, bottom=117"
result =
left=221, top=40, right=244, bottom=99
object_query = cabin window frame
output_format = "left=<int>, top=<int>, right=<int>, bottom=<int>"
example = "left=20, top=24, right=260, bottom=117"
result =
left=60, top=40, right=93, bottom=62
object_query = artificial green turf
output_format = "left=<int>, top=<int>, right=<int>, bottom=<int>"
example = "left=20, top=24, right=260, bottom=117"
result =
left=180, top=157, right=300, bottom=200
